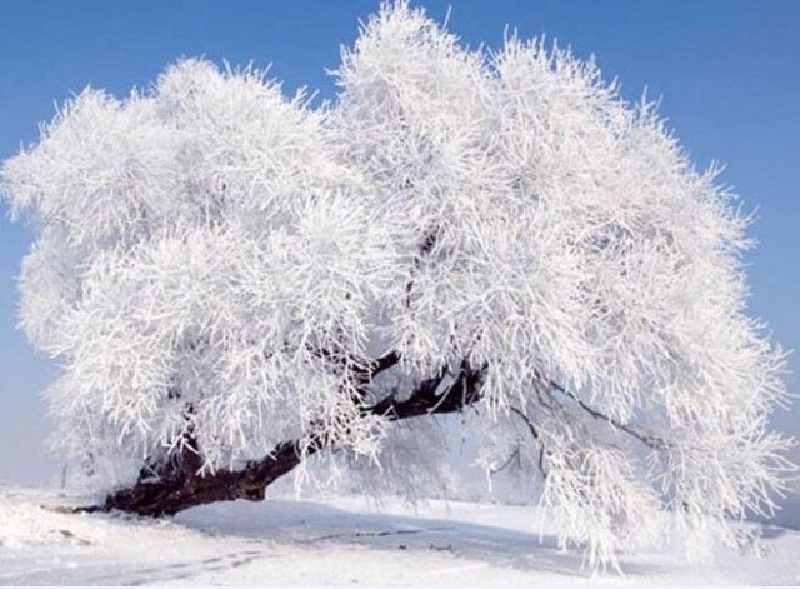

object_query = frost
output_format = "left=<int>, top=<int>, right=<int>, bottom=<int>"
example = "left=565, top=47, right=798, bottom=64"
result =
left=0, top=1, right=793, bottom=571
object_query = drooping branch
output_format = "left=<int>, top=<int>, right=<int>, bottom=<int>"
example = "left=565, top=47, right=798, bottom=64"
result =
left=69, top=354, right=483, bottom=517
left=510, top=407, right=548, bottom=478
left=510, top=406, right=539, bottom=440
left=537, top=373, right=666, bottom=450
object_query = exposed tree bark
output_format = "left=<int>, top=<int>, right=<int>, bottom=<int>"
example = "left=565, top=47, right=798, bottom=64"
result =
left=69, top=356, right=483, bottom=517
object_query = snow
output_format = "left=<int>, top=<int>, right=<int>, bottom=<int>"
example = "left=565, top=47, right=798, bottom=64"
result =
left=1, top=485, right=798, bottom=586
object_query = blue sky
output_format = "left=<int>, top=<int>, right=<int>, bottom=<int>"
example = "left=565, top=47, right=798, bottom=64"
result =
left=1, top=1, right=798, bottom=484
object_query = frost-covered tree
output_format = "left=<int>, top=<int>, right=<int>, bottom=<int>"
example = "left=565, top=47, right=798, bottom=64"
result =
left=1, top=2, right=793, bottom=570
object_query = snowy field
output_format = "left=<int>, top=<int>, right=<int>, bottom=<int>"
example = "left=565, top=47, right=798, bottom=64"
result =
left=0, top=486, right=798, bottom=586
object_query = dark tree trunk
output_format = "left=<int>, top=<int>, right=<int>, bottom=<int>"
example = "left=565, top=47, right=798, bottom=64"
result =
left=70, top=356, right=483, bottom=517
left=99, top=439, right=312, bottom=516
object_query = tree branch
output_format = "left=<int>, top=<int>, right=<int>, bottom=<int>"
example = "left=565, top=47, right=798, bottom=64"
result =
left=539, top=375, right=665, bottom=450
left=69, top=354, right=482, bottom=517
left=510, top=406, right=548, bottom=478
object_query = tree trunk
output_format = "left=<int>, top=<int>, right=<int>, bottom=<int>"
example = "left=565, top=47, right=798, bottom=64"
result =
left=72, top=358, right=483, bottom=517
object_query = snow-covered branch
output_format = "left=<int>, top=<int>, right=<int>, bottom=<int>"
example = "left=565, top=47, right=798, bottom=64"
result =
left=77, top=352, right=483, bottom=516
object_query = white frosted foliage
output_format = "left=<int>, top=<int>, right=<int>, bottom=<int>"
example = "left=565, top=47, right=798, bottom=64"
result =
left=1, top=1, right=793, bottom=570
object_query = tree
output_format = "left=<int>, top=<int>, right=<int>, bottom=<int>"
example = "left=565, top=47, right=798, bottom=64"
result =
left=0, top=1, right=793, bottom=570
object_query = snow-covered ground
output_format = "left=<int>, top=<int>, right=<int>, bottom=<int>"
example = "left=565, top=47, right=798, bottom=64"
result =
left=1, top=485, right=799, bottom=586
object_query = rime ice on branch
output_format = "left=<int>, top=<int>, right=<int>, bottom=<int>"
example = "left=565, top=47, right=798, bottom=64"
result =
left=1, top=0, right=793, bottom=571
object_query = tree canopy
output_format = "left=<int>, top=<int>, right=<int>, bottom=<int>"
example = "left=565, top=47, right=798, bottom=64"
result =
left=1, top=1, right=792, bottom=570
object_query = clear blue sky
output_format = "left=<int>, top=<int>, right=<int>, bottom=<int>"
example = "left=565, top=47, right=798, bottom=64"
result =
left=1, top=1, right=798, bottom=484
